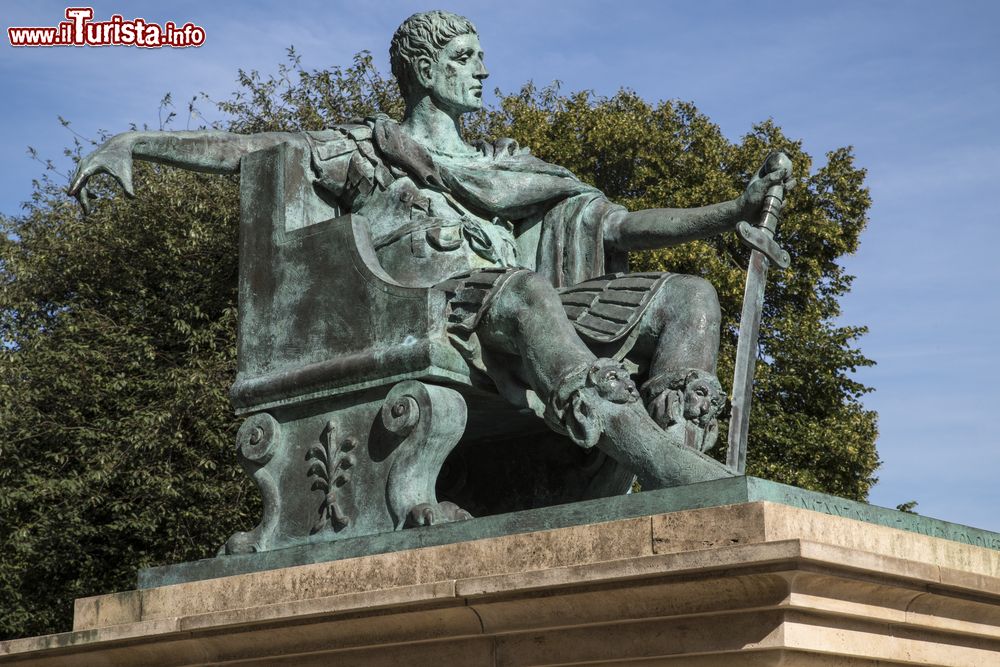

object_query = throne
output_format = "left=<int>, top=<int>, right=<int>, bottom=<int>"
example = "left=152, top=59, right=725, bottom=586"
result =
left=224, top=143, right=632, bottom=555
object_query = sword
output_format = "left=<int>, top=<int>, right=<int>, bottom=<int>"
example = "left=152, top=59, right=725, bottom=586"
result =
left=727, top=151, right=792, bottom=473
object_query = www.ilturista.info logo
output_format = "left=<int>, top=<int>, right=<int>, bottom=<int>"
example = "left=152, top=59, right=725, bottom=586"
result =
left=8, top=7, right=206, bottom=48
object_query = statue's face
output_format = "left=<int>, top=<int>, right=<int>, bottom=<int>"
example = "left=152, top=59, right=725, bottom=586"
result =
left=425, top=33, right=488, bottom=115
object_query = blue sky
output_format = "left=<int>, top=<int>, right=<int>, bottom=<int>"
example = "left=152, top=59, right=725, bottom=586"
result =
left=2, top=1, right=998, bottom=531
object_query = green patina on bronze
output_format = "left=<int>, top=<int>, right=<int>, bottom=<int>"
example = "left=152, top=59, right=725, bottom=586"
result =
left=70, top=11, right=795, bottom=557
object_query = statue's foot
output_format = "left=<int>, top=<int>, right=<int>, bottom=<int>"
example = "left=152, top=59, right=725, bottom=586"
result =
left=657, top=420, right=719, bottom=454
left=404, top=501, right=473, bottom=528
left=599, top=396, right=736, bottom=490
left=545, top=359, right=735, bottom=491
left=642, top=368, right=726, bottom=453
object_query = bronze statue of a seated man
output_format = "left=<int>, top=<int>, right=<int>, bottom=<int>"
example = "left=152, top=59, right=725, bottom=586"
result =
left=70, top=10, right=792, bottom=496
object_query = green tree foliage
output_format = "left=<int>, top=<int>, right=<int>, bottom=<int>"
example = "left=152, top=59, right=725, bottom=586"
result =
left=0, top=51, right=877, bottom=639
left=0, top=160, right=250, bottom=638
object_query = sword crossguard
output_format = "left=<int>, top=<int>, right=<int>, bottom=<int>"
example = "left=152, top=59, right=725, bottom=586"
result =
left=736, top=220, right=790, bottom=269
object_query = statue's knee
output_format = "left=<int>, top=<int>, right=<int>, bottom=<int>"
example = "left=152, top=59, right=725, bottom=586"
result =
left=506, top=271, right=562, bottom=315
left=674, top=275, right=720, bottom=326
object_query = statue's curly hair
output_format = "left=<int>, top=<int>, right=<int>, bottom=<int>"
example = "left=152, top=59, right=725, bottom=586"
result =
left=389, top=10, right=478, bottom=100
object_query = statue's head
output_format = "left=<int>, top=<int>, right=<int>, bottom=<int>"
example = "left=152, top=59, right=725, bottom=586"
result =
left=390, top=10, right=487, bottom=115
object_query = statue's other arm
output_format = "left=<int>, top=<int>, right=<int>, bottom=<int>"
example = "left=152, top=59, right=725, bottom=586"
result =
left=69, top=130, right=307, bottom=214
left=602, top=154, right=793, bottom=252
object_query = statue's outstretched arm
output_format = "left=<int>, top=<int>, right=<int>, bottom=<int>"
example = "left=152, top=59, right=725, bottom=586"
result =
left=68, top=130, right=305, bottom=215
left=604, top=153, right=794, bottom=252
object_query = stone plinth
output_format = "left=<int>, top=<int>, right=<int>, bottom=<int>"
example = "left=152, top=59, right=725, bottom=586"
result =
left=3, top=481, right=1000, bottom=665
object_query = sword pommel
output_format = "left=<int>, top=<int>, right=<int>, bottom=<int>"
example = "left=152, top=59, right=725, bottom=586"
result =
left=760, top=150, right=793, bottom=181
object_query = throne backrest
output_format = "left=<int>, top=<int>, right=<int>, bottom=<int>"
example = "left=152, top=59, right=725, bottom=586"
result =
left=230, top=142, right=470, bottom=415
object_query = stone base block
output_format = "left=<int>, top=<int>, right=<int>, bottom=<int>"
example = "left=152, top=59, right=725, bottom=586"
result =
left=3, top=496, right=1000, bottom=665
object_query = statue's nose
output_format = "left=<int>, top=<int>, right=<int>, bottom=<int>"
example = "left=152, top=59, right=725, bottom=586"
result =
left=475, top=61, right=489, bottom=81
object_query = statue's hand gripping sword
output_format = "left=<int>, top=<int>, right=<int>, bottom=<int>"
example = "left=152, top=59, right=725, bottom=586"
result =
left=727, top=151, right=793, bottom=473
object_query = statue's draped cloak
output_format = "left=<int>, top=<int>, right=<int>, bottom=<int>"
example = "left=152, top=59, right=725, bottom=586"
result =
left=367, top=117, right=629, bottom=287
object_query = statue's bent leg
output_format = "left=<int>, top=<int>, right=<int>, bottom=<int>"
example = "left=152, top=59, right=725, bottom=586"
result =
left=478, top=271, right=597, bottom=398
left=629, top=275, right=727, bottom=452
left=478, top=271, right=735, bottom=488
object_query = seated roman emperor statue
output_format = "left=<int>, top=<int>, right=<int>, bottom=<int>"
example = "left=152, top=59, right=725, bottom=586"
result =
left=69, top=10, right=793, bottom=491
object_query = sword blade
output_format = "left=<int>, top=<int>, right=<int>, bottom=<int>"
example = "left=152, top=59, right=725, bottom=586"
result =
left=727, top=248, right=770, bottom=473
left=727, top=153, right=791, bottom=472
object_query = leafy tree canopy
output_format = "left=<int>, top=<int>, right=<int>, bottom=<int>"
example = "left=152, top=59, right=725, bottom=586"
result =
left=0, top=50, right=877, bottom=639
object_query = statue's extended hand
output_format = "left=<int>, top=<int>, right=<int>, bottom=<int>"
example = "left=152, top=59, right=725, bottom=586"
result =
left=68, top=134, right=136, bottom=216
left=738, top=151, right=795, bottom=222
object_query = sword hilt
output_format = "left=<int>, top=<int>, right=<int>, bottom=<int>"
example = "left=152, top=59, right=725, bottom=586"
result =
left=760, top=191, right=783, bottom=235
left=736, top=151, right=792, bottom=269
